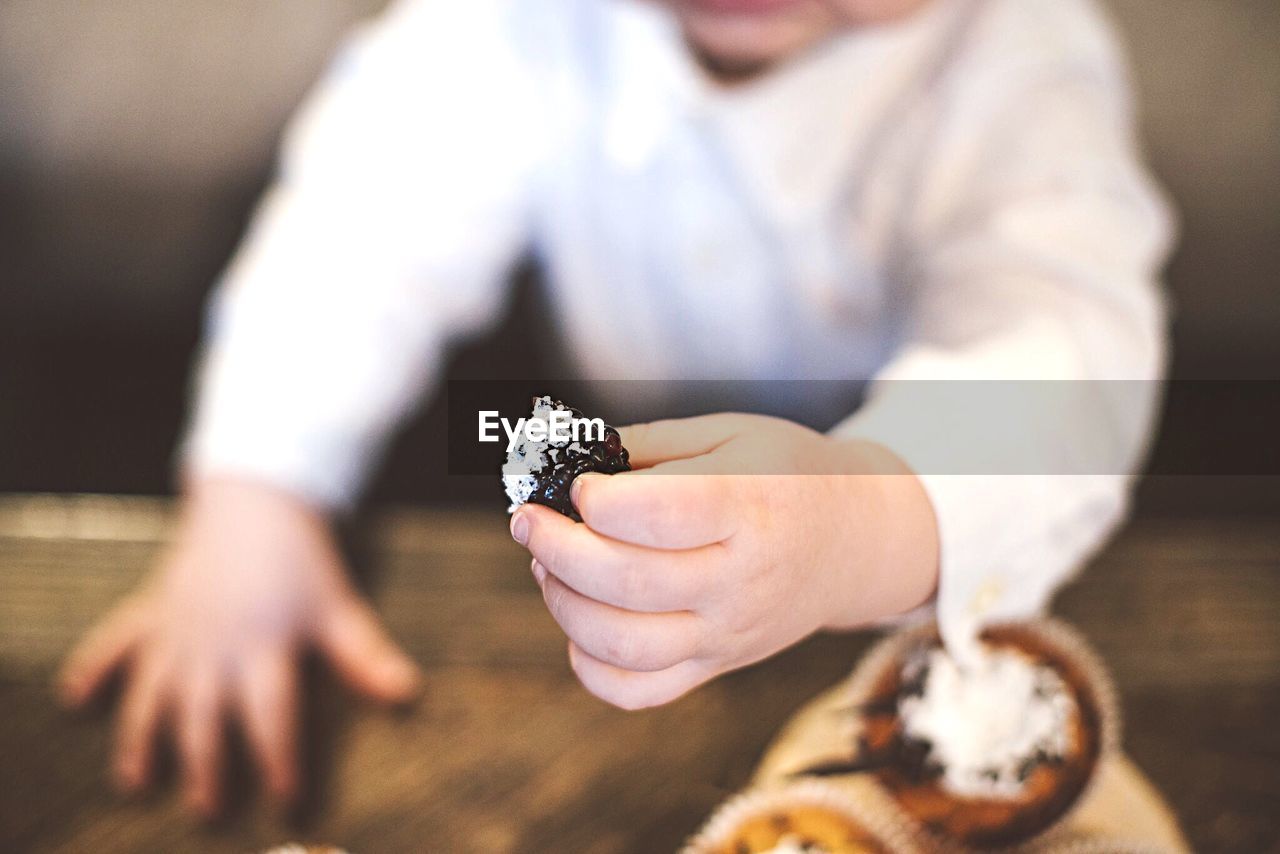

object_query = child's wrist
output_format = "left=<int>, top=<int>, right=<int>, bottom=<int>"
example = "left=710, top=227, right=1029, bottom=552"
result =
left=184, top=473, right=333, bottom=522
left=821, top=438, right=940, bottom=630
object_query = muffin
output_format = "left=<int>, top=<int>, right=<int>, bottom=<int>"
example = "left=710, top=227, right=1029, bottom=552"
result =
left=683, top=780, right=920, bottom=854
left=835, top=619, right=1119, bottom=850
left=502, top=395, right=630, bottom=520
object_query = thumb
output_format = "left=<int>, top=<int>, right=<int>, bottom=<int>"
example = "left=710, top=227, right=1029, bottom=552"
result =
left=317, top=595, right=421, bottom=704
left=618, top=413, right=745, bottom=469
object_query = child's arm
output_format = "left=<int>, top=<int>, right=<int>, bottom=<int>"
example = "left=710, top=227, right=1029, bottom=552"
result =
left=188, top=0, right=547, bottom=506
left=60, top=0, right=546, bottom=814
left=513, top=13, right=1172, bottom=706
left=832, top=18, right=1174, bottom=656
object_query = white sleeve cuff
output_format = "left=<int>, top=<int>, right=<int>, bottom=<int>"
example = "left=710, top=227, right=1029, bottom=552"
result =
left=834, top=411, right=1132, bottom=656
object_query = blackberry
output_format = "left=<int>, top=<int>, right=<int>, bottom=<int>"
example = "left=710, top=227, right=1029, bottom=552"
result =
left=502, top=396, right=630, bottom=521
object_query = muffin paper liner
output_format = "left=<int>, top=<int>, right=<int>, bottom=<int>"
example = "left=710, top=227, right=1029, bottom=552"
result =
left=682, top=777, right=924, bottom=854
left=1017, top=835, right=1175, bottom=854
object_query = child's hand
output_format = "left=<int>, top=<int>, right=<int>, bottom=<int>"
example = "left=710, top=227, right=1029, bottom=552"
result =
left=57, top=477, right=421, bottom=817
left=510, top=413, right=938, bottom=710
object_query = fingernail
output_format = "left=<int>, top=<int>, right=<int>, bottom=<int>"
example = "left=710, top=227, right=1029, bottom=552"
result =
left=531, top=560, right=547, bottom=586
left=188, top=788, right=218, bottom=819
left=114, top=759, right=140, bottom=792
left=386, top=656, right=422, bottom=695
left=510, top=510, right=530, bottom=546
left=570, top=473, right=597, bottom=511
left=271, top=774, right=297, bottom=806
left=56, top=678, right=81, bottom=707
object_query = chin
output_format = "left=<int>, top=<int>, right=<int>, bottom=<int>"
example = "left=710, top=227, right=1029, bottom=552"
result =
left=675, top=1, right=838, bottom=74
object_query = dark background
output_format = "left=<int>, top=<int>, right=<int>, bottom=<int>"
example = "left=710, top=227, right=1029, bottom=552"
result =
left=2, top=0, right=1279, bottom=512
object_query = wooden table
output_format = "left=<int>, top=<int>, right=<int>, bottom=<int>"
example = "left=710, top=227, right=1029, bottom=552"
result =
left=1, top=495, right=1277, bottom=853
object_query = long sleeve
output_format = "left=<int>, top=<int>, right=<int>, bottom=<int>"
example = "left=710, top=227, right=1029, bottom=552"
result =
left=833, top=14, right=1176, bottom=654
left=182, top=0, right=547, bottom=509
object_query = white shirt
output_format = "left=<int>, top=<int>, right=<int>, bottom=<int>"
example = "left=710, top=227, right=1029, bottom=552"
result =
left=185, top=0, right=1174, bottom=648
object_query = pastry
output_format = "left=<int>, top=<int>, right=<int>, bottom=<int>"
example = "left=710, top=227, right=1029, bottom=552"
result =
left=811, top=620, right=1118, bottom=849
left=684, top=780, right=920, bottom=854
left=502, top=395, right=630, bottom=520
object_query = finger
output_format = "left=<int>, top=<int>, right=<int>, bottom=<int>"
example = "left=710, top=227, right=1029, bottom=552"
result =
left=571, top=471, right=738, bottom=549
left=318, top=598, right=422, bottom=704
left=619, top=414, right=749, bottom=469
left=516, top=503, right=714, bottom=611
left=113, top=652, right=170, bottom=792
left=177, top=668, right=223, bottom=817
left=540, top=571, right=703, bottom=672
left=58, top=597, right=147, bottom=707
left=567, top=641, right=710, bottom=710
left=238, top=648, right=298, bottom=803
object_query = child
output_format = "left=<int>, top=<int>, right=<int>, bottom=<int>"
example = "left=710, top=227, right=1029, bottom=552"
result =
left=58, top=0, right=1172, bottom=817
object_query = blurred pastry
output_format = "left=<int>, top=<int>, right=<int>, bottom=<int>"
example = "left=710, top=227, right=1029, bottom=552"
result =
left=828, top=619, right=1118, bottom=849
left=683, top=779, right=920, bottom=854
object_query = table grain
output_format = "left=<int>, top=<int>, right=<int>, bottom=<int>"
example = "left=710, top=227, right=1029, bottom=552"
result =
left=1, top=495, right=1277, bottom=853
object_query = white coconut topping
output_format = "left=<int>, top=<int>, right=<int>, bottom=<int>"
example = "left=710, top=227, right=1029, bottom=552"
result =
left=898, top=645, right=1076, bottom=799
left=502, top=396, right=570, bottom=513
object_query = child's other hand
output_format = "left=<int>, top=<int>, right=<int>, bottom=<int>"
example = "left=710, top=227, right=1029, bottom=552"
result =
left=510, top=414, right=938, bottom=710
left=56, top=477, right=421, bottom=818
